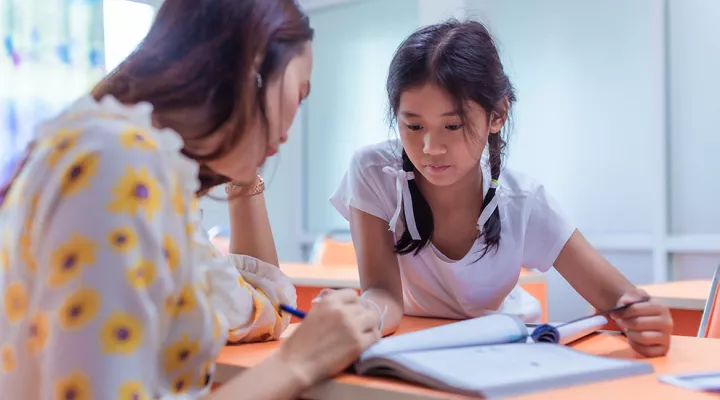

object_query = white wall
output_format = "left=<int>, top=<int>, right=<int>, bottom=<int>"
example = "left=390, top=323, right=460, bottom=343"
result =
left=667, top=0, right=720, bottom=279
left=464, top=0, right=665, bottom=319
left=303, top=0, right=419, bottom=237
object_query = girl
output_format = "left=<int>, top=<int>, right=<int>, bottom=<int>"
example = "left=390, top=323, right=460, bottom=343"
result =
left=330, top=19, right=673, bottom=357
left=0, top=0, right=379, bottom=399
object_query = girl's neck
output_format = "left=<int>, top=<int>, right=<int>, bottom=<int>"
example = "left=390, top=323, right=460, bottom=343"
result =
left=416, top=164, right=484, bottom=212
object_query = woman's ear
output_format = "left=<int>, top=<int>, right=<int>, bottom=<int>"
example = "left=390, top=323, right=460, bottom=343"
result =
left=489, top=97, right=509, bottom=134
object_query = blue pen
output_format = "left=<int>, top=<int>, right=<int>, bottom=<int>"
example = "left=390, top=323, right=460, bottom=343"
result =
left=279, top=304, right=307, bottom=319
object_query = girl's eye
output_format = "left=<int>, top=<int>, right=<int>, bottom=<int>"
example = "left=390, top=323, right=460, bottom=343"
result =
left=446, top=124, right=464, bottom=131
left=405, top=124, right=423, bottom=131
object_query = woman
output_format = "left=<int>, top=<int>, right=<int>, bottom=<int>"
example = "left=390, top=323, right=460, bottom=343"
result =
left=0, top=0, right=380, bottom=399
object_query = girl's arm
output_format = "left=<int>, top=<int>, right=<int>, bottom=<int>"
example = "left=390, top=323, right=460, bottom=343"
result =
left=228, top=176, right=279, bottom=266
left=349, top=207, right=405, bottom=336
left=553, top=230, right=635, bottom=310
left=553, top=229, right=673, bottom=356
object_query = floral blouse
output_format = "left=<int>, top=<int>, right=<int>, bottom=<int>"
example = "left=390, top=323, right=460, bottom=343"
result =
left=0, top=95, right=296, bottom=399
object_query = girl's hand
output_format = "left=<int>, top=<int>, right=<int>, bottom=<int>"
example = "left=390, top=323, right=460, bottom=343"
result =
left=610, top=289, right=673, bottom=357
left=276, top=289, right=382, bottom=389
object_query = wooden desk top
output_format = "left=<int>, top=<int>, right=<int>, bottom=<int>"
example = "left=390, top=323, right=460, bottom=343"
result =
left=279, top=262, right=545, bottom=289
left=215, top=316, right=720, bottom=400
left=639, top=280, right=710, bottom=311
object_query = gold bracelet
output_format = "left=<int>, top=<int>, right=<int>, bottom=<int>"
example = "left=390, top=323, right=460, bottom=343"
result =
left=225, top=175, right=264, bottom=197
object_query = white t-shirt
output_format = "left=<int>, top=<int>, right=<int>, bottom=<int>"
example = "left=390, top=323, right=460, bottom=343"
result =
left=330, top=140, right=575, bottom=323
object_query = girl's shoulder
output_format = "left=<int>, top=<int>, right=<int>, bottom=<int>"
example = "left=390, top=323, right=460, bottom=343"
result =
left=349, top=139, right=404, bottom=170
left=496, top=165, right=545, bottom=200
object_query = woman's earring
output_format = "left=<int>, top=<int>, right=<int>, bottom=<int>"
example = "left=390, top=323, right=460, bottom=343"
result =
left=256, top=72, right=263, bottom=88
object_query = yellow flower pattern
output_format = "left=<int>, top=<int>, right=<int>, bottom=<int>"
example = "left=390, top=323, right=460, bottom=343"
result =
left=107, top=167, right=163, bottom=220
left=1, top=345, right=16, bottom=373
left=108, top=226, right=138, bottom=252
left=163, top=235, right=180, bottom=271
left=119, top=127, right=157, bottom=150
left=172, top=179, right=184, bottom=215
left=58, top=288, right=101, bottom=330
left=118, top=380, right=150, bottom=400
left=48, top=234, right=97, bottom=288
left=126, top=259, right=157, bottom=289
left=4, top=282, right=28, bottom=324
left=199, top=362, right=213, bottom=387
left=60, top=152, right=100, bottom=196
left=100, top=312, right=143, bottom=355
left=27, top=311, right=50, bottom=354
left=171, top=372, right=194, bottom=394
left=45, top=129, right=81, bottom=167
left=54, top=370, right=92, bottom=400
left=0, top=247, right=8, bottom=273
left=162, top=334, right=200, bottom=374
left=18, top=237, right=36, bottom=273
left=173, top=284, right=197, bottom=315
left=0, top=106, right=288, bottom=398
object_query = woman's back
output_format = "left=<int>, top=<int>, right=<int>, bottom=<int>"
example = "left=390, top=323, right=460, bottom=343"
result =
left=0, top=96, right=247, bottom=398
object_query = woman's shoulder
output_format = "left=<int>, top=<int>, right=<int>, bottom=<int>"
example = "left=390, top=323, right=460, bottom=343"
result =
left=31, top=95, right=198, bottom=189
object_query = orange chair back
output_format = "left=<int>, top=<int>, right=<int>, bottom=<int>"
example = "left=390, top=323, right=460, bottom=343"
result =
left=316, top=237, right=356, bottom=266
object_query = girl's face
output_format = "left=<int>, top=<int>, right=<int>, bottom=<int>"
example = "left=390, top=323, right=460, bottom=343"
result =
left=206, top=42, right=313, bottom=184
left=398, top=83, right=504, bottom=187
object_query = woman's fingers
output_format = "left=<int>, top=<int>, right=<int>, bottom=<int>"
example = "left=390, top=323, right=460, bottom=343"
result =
left=317, top=288, right=361, bottom=305
left=355, top=305, right=382, bottom=333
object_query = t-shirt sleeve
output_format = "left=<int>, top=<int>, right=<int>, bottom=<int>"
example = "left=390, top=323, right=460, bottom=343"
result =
left=329, top=149, right=389, bottom=222
left=522, top=185, right=576, bottom=272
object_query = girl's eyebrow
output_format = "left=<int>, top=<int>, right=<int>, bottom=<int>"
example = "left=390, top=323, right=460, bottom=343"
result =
left=400, top=111, right=458, bottom=117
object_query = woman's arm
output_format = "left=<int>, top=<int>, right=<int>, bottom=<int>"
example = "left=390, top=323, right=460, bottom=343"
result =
left=210, top=289, right=382, bottom=400
left=228, top=176, right=279, bottom=266
left=553, top=230, right=673, bottom=356
left=349, top=207, right=405, bottom=336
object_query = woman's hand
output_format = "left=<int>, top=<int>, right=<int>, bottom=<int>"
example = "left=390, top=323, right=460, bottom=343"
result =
left=610, top=288, right=673, bottom=357
left=276, top=289, right=382, bottom=389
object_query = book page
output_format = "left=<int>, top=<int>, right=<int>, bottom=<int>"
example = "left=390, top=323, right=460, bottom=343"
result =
left=359, top=313, right=527, bottom=362
left=359, top=342, right=653, bottom=398
left=557, top=315, right=608, bottom=344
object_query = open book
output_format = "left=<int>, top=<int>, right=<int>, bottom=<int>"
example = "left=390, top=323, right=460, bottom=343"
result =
left=355, top=313, right=654, bottom=398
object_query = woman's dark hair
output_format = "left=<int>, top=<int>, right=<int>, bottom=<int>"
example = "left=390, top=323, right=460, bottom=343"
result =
left=387, top=19, right=516, bottom=258
left=0, top=0, right=313, bottom=201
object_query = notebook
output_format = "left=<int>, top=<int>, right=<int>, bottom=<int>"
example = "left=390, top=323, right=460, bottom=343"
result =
left=354, top=313, right=654, bottom=398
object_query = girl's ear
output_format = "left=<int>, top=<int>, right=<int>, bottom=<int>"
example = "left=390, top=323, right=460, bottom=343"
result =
left=489, top=97, right=509, bottom=134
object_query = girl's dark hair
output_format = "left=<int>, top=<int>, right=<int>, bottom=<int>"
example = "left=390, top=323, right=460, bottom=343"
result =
left=388, top=19, right=516, bottom=258
left=1, top=0, right=313, bottom=201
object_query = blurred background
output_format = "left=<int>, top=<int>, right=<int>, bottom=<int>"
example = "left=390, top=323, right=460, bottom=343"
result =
left=1, top=0, right=718, bottom=321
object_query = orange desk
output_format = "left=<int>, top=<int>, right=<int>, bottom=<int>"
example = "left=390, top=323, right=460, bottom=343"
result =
left=280, top=263, right=549, bottom=323
left=216, top=317, right=720, bottom=400
left=638, top=280, right=710, bottom=337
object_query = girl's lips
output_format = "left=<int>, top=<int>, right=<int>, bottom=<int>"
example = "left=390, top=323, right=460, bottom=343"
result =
left=425, top=165, right=451, bottom=174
